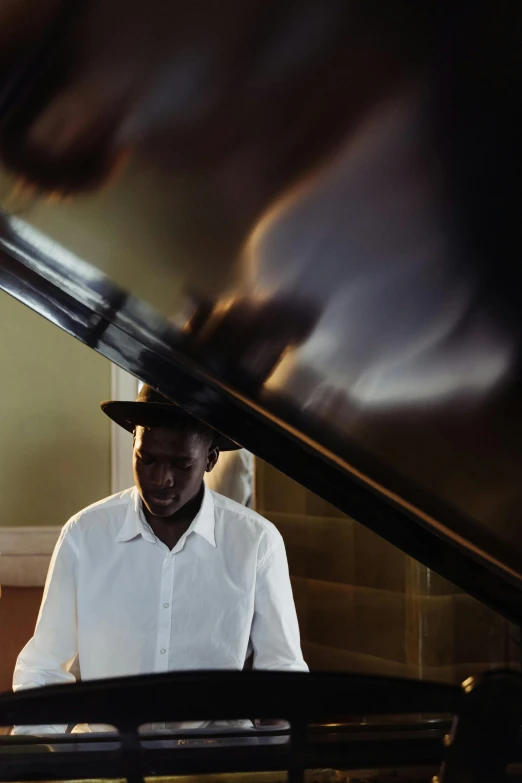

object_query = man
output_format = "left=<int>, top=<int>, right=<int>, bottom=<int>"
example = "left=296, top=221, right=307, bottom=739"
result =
left=13, top=385, right=307, bottom=734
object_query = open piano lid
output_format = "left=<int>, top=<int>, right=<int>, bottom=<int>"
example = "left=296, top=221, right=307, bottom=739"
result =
left=0, top=1, right=520, bottom=625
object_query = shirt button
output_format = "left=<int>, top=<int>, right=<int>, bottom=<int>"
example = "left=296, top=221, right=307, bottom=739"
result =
left=160, top=649, right=166, bottom=655
left=163, top=603, right=169, bottom=609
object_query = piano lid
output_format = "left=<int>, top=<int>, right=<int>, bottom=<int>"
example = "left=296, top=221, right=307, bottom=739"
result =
left=0, top=1, right=520, bottom=621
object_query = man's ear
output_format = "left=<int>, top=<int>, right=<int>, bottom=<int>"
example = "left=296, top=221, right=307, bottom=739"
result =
left=206, top=446, right=220, bottom=473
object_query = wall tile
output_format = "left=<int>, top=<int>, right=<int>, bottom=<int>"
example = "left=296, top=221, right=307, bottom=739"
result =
left=406, top=592, right=455, bottom=669
left=351, top=586, right=406, bottom=663
left=452, top=593, right=512, bottom=666
left=305, top=579, right=355, bottom=651
left=306, top=516, right=354, bottom=585
left=256, top=461, right=307, bottom=516
left=303, top=640, right=416, bottom=678
left=306, top=491, right=347, bottom=519
left=305, top=581, right=406, bottom=663
left=269, top=512, right=308, bottom=579
left=353, top=523, right=406, bottom=593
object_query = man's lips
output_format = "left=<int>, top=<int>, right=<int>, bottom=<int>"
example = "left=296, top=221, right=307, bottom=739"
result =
left=147, top=493, right=177, bottom=507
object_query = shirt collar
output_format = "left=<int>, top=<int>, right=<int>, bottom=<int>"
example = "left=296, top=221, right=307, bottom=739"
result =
left=190, top=483, right=216, bottom=547
left=116, top=484, right=216, bottom=547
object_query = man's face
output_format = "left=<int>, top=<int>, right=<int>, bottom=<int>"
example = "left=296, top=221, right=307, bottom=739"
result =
left=133, top=426, right=218, bottom=519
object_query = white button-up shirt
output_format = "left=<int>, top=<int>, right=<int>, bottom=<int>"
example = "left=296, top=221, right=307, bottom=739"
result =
left=13, top=485, right=307, bottom=734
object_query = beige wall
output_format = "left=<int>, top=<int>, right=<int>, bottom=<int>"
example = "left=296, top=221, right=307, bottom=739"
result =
left=0, top=291, right=111, bottom=527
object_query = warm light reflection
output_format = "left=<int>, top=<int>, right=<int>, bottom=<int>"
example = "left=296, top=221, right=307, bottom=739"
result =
left=5, top=216, right=107, bottom=286
left=245, top=90, right=517, bottom=409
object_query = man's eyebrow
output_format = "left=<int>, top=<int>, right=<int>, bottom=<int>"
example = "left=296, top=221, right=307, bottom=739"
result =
left=137, top=449, right=195, bottom=461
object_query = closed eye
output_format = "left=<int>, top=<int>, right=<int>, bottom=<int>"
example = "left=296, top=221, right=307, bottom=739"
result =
left=136, top=452, right=154, bottom=466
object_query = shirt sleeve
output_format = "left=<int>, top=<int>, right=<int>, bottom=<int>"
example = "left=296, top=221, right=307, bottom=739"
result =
left=250, top=531, right=308, bottom=672
left=11, top=524, right=79, bottom=735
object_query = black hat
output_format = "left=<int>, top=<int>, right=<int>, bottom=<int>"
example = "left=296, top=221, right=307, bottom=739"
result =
left=101, top=384, right=239, bottom=451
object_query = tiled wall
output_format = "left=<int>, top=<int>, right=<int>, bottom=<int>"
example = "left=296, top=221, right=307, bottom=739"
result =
left=255, top=460, right=520, bottom=683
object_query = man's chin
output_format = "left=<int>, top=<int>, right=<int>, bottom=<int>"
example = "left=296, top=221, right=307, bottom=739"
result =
left=145, top=499, right=181, bottom=518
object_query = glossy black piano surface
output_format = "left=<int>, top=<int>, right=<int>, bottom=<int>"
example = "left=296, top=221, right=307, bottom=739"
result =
left=0, top=2, right=521, bottom=782
left=0, top=0, right=519, bottom=621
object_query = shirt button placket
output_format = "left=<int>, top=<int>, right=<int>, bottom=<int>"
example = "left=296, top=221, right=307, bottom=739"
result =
left=156, top=553, right=175, bottom=672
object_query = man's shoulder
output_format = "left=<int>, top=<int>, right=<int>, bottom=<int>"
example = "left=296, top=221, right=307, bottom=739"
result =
left=210, top=490, right=281, bottom=542
left=65, top=488, right=134, bottom=532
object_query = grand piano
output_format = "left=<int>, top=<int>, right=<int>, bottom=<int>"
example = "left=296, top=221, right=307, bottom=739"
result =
left=0, top=1, right=521, bottom=781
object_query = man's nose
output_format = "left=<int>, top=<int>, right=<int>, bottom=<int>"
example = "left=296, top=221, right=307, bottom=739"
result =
left=149, top=463, right=174, bottom=488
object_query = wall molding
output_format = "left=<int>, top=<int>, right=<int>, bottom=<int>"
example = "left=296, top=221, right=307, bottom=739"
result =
left=0, top=364, right=140, bottom=587
left=0, top=527, right=61, bottom=586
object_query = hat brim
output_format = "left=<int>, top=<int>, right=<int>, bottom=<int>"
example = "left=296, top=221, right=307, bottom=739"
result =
left=100, top=400, right=240, bottom=451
